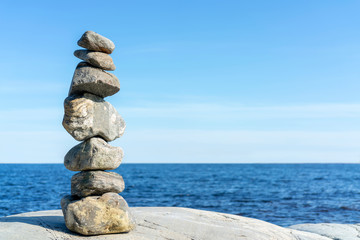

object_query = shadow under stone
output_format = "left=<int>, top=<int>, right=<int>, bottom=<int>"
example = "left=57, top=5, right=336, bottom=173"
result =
left=0, top=215, right=82, bottom=237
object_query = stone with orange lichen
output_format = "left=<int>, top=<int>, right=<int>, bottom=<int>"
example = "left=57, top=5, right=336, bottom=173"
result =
left=61, top=193, right=135, bottom=235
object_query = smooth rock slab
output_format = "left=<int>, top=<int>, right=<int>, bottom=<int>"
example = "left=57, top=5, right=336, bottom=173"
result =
left=61, top=193, right=135, bottom=235
left=78, top=31, right=115, bottom=54
left=71, top=171, right=125, bottom=197
left=65, top=137, right=123, bottom=171
left=74, top=50, right=116, bottom=71
left=0, top=208, right=332, bottom=240
left=69, top=62, right=119, bottom=98
left=290, top=223, right=360, bottom=240
left=62, top=93, right=125, bottom=142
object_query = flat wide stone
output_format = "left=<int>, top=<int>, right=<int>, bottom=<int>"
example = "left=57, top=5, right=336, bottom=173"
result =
left=71, top=171, right=125, bottom=197
left=0, top=208, right=331, bottom=240
left=65, top=137, right=123, bottom=171
left=61, top=193, right=135, bottom=235
left=69, top=62, right=119, bottom=98
left=62, top=93, right=125, bottom=142
left=78, top=31, right=115, bottom=54
left=74, top=50, right=116, bottom=71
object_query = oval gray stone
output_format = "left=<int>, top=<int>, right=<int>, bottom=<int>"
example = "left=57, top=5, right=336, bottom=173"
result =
left=71, top=171, right=125, bottom=197
left=74, top=50, right=116, bottom=71
left=62, top=93, right=126, bottom=142
left=61, top=193, right=135, bottom=235
left=69, top=62, right=119, bottom=98
left=78, top=31, right=115, bottom=54
left=64, top=137, right=123, bottom=171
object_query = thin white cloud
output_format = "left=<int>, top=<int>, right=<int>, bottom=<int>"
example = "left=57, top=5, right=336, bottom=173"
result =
left=120, top=46, right=171, bottom=54
left=0, top=131, right=76, bottom=163
left=0, top=81, right=67, bottom=94
left=122, top=102, right=360, bottom=119
left=2, top=129, right=360, bottom=163
left=116, top=129, right=360, bottom=163
left=0, top=108, right=62, bottom=120
left=2, top=102, right=360, bottom=128
left=2, top=102, right=360, bottom=163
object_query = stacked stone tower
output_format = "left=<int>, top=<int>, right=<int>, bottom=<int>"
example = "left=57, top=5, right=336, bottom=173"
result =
left=61, top=31, right=135, bottom=235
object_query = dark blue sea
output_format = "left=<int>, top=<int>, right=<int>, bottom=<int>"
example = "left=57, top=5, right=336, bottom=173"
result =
left=0, top=164, right=359, bottom=226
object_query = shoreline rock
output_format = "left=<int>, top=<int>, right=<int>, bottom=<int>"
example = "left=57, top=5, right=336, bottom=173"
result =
left=290, top=223, right=360, bottom=240
left=0, top=207, right=339, bottom=240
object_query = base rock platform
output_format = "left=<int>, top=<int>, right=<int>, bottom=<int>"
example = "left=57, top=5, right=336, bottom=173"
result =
left=0, top=207, right=357, bottom=240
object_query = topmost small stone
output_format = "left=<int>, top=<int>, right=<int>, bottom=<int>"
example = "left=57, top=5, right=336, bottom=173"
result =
left=78, top=31, right=115, bottom=54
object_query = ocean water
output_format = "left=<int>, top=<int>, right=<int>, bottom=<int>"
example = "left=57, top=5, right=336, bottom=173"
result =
left=0, top=164, right=359, bottom=226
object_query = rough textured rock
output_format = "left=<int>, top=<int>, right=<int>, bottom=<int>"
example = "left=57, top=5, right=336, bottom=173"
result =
left=290, top=223, right=360, bottom=240
left=78, top=31, right=115, bottom=54
left=71, top=171, right=125, bottom=197
left=0, top=207, right=332, bottom=240
left=61, top=193, right=135, bottom=235
left=65, top=137, right=123, bottom=171
left=62, top=93, right=125, bottom=141
left=74, top=50, right=116, bottom=71
left=69, top=62, right=119, bottom=98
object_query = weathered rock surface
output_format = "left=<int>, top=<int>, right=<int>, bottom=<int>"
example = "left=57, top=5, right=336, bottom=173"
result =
left=71, top=171, right=124, bottom=197
left=61, top=193, right=135, bottom=235
left=69, top=62, right=119, bottom=98
left=74, top=50, right=116, bottom=71
left=78, top=31, right=115, bottom=54
left=62, top=93, right=125, bottom=141
left=0, top=207, right=332, bottom=240
left=290, top=223, right=360, bottom=240
left=65, top=137, right=123, bottom=171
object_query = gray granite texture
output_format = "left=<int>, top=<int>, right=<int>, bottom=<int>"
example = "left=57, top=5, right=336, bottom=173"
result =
left=290, top=223, right=360, bottom=240
left=0, top=207, right=336, bottom=240
left=62, top=93, right=125, bottom=142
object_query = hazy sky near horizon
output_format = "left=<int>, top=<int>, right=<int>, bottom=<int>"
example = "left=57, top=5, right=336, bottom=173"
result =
left=1, top=1, right=360, bottom=163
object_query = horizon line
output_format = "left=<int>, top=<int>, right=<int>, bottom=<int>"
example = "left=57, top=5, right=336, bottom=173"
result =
left=1, top=162, right=359, bottom=164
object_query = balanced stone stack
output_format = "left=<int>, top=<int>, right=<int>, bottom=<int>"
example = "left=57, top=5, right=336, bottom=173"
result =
left=60, top=31, right=135, bottom=236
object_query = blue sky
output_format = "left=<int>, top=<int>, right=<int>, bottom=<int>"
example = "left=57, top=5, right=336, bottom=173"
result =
left=1, top=1, right=360, bottom=163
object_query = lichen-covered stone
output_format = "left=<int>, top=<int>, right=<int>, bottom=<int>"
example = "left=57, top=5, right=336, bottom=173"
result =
left=62, top=93, right=125, bottom=141
left=61, top=193, right=135, bottom=235
left=74, top=50, right=116, bottom=71
left=64, top=137, right=123, bottom=171
left=77, top=31, right=115, bottom=54
left=71, top=171, right=125, bottom=197
left=69, top=62, right=119, bottom=98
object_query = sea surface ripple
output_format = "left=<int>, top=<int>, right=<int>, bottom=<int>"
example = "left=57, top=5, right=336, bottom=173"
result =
left=0, top=164, right=359, bottom=226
